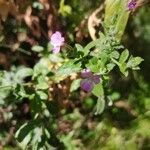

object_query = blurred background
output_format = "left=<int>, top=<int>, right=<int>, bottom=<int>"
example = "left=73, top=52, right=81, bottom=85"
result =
left=0, top=0, right=150, bottom=149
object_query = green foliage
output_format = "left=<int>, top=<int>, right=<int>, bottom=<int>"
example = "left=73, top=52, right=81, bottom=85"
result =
left=31, top=45, right=44, bottom=52
left=70, top=79, right=81, bottom=92
left=15, top=119, right=54, bottom=150
left=59, top=0, right=72, bottom=17
left=57, top=60, right=81, bottom=77
left=0, top=0, right=149, bottom=149
left=15, top=68, right=33, bottom=83
left=104, top=0, right=129, bottom=41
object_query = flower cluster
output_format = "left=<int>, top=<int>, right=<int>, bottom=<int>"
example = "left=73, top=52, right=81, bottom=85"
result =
left=80, top=69, right=101, bottom=92
left=127, top=0, right=137, bottom=11
left=50, top=31, right=64, bottom=54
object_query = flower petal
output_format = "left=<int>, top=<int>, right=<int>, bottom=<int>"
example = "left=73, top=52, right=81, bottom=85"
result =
left=80, top=79, right=94, bottom=92
left=92, top=75, right=101, bottom=84
left=50, top=31, right=64, bottom=48
left=127, top=0, right=136, bottom=10
left=81, top=69, right=92, bottom=78
left=52, top=46, right=60, bottom=54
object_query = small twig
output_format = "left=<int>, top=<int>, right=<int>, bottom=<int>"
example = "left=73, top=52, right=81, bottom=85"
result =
left=17, top=47, right=31, bottom=55
left=0, top=44, right=31, bottom=56
left=114, top=100, right=137, bottom=116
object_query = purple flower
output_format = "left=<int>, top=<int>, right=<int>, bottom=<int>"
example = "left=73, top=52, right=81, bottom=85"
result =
left=80, top=79, right=94, bottom=93
left=81, top=69, right=93, bottom=78
left=50, top=31, right=65, bottom=54
left=127, top=0, right=137, bottom=11
left=80, top=69, right=101, bottom=92
left=92, top=75, right=101, bottom=84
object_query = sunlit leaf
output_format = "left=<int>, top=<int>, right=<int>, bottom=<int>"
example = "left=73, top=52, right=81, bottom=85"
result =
left=70, top=79, right=81, bottom=92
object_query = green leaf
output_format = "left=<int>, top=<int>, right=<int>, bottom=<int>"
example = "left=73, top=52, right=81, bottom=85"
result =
left=31, top=127, right=43, bottom=144
left=32, top=45, right=44, bottom=52
left=15, top=85, right=29, bottom=100
left=92, top=83, right=105, bottom=114
left=33, top=58, right=49, bottom=77
left=36, top=90, right=48, bottom=100
left=32, top=2, right=44, bottom=10
left=107, top=63, right=115, bottom=72
left=83, top=97, right=94, bottom=109
left=127, top=56, right=144, bottom=68
left=47, top=43, right=53, bottom=51
left=75, top=44, right=83, bottom=52
left=87, top=57, right=100, bottom=73
left=92, top=83, right=104, bottom=97
left=119, top=49, right=129, bottom=64
left=18, top=132, right=32, bottom=149
left=44, top=129, right=51, bottom=138
left=36, top=76, right=49, bottom=90
left=15, top=68, right=33, bottom=82
left=104, top=0, right=129, bottom=41
left=83, top=38, right=101, bottom=56
left=119, top=63, right=128, bottom=77
left=59, top=0, right=72, bottom=16
left=15, top=120, right=46, bottom=149
left=15, top=120, right=37, bottom=143
left=57, top=61, right=81, bottom=77
left=49, top=54, right=63, bottom=63
left=95, top=96, right=105, bottom=115
left=100, top=51, right=108, bottom=65
left=70, top=79, right=81, bottom=92
left=110, top=51, right=120, bottom=59
left=110, top=92, right=121, bottom=101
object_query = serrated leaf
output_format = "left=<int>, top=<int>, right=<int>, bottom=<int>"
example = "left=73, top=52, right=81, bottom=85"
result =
left=119, top=49, right=129, bottom=64
left=127, top=57, right=144, bottom=68
left=57, top=61, right=81, bottom=77
left=70, top=79, right=81, bottom=92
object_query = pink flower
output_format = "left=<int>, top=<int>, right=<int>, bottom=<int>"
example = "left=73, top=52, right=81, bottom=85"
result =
left=127, top=0, right=137, bottom=11
left=50, top=31, right=65, bottom=54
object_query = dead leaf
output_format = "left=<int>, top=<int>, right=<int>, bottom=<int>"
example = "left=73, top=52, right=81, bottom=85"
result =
left=0, top=0, right=18, bottom=21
